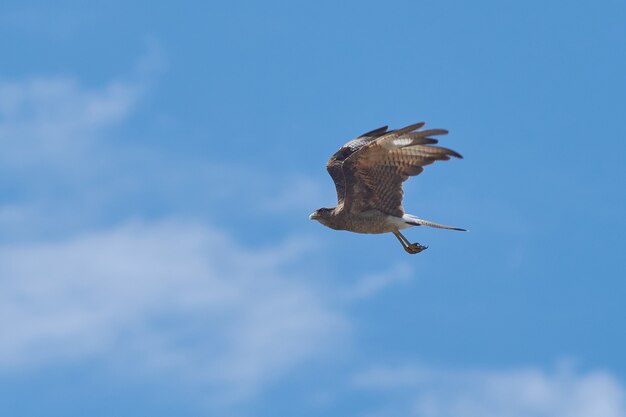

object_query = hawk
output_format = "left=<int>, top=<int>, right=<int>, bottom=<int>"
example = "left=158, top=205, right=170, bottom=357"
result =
left=309, top=122, right=466, bottom=254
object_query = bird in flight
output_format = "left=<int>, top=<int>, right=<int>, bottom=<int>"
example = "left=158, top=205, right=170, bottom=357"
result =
left=310, top=122, right=466, bottom=254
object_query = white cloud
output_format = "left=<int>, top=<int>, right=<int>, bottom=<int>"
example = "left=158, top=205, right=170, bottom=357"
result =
left=0, top=220, right=348, bottom=401
left=0, top=77, right=141, bottom=169
left=341, top=263, right=412, bottom=300
left=353, top=363, right=626, bottom=417
left=0, top=39, right=164, bottom=177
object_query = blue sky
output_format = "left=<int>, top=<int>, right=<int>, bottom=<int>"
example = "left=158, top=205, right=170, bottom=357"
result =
left=1, top=1, right=625, bottom=416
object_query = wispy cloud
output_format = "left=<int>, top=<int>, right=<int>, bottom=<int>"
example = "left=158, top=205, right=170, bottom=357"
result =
left=0, top=220, right=348, bottom=401
left=0, top=45, right=173, bottom=240
left=0, top=76, right=141, bottom=171
left=0, top=39, right=163, bottom=174
left=341, top=263, right=412, bottom=301
left=353, top=363, right=626, bottom=417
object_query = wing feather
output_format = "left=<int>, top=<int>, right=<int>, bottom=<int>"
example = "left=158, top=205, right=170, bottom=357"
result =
left=326, top=125, right=389, bottom=205
left=340, top=122, right=462, bottom=216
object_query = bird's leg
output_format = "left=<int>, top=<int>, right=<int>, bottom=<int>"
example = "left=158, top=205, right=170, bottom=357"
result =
left=392, top=230, right=428, bottom=254
left=393, top=231, right=418, bottom=254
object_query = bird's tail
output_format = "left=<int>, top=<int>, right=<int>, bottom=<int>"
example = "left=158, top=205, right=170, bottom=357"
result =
left=403, top=214, right=467, bottom=231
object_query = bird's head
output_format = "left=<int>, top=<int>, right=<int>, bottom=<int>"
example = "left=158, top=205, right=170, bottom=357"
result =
left=309, top=207, right=334, bottom=223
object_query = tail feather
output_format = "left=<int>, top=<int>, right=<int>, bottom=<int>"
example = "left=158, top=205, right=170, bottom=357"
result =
left=403, top=214, right=467, bottom=231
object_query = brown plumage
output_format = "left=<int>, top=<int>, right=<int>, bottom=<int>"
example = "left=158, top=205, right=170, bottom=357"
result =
left=310, top=122, right=466, bottom=254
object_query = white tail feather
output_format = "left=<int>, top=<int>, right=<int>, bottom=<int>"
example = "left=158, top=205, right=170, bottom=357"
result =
left=403, top=214, right=467, bottom=231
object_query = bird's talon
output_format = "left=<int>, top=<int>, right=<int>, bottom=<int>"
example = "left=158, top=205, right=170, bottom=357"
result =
left=407, top=243, right=428, bottom=254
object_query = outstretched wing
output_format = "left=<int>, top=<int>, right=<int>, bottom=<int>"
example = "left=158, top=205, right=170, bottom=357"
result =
left=326, top=125, right=389, bottom=206
left=341, top=122, right=462, bottom=217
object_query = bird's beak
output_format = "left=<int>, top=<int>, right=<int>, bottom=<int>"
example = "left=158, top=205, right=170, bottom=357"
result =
left=309, top=212, right=317, bottom=220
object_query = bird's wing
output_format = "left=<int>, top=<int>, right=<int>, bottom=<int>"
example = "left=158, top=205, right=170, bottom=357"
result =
left=326, top=125, right=389, bottom=206
left=341, top=122, right=462, bottom=217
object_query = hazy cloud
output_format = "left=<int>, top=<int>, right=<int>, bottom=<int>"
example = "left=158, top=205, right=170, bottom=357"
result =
left=0, top=220, right=348, bottom=401
left=0, top=77, right=141, bottom=169
left=341, top=263, right=412, bottom=301
left=0, top=40, right=163, bottom=174
left=353, top=363, right=626, bottom=417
